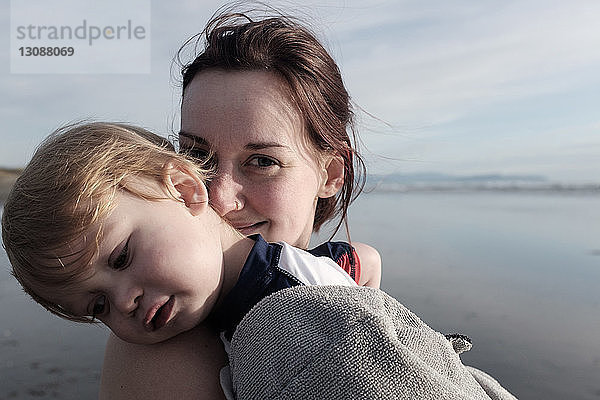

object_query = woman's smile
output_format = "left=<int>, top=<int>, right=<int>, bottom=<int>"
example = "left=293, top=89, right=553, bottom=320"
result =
left=228, top=220, right=268, bottom=235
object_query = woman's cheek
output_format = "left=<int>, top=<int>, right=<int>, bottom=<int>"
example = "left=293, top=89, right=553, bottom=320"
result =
left=257, top=187, right=289, bottom=221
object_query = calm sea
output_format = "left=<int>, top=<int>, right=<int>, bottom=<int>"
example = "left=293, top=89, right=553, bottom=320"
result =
left=2, top=191, right=600, bottom=399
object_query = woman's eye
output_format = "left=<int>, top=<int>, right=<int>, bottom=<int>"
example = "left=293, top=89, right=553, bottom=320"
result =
left=113, top=240, right=129, bottom=269
left=246, top=155, right=278, bottom=168
left=92, top=295, right=107, bottom=318
left=186, top=147, right=210, bottom=161
left=185, top=147, right=217, bottom=169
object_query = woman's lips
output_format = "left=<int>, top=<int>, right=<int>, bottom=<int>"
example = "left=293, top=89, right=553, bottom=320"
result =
left=144, top=296, right=175, bottom=332
left=233, top=221, right=267, bottom=235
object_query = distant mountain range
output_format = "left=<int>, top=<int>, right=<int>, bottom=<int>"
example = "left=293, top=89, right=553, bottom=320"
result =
left=366, top=173, right=599, bottom=193
left=1, top=168, right=598, bottom=199
left=0, top=168, right=22, bottom=202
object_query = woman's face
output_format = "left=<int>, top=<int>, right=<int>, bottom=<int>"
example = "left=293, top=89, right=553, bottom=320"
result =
left=180, top=70, right=330, bottom=249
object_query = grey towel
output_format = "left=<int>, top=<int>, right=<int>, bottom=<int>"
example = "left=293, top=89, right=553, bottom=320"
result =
left=229, top=285, right=517, bottom=400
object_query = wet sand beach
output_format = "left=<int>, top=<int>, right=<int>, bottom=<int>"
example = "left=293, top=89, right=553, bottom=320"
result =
left=2, top=190, right=600, bottom=399
left=1, top=170, right=108, bottom=399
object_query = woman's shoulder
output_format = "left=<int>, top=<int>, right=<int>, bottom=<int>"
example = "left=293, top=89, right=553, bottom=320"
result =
left=99, top=324, right=227, bottom=400
left=351, top=241, right=382, bottom=288
left=307, top=240, right=382, bottom=288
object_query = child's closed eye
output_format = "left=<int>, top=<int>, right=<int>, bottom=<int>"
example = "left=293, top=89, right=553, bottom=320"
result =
left=112, top=238, right=130, bottom=270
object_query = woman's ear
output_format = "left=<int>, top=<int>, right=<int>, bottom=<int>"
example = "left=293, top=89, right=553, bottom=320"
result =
left=164, top=162, right=209, bottom=216
left=318, top=155, right=345, bottom=199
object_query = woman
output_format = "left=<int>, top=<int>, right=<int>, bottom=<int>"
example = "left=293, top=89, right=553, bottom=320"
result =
left=100, top=10, right=380, bottom=399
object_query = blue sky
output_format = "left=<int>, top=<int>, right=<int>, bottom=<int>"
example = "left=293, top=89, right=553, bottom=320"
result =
left=1, top=0, right=599, bottom=182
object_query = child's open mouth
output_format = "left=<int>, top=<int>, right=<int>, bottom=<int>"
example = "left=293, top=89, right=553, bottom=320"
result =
left=144, top=296, right=175, bottom=332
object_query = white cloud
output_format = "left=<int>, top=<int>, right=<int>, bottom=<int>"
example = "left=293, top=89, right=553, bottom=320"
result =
left=1, top=0, right=598, bottom=182
left=336, top=0, right=600, bottom=124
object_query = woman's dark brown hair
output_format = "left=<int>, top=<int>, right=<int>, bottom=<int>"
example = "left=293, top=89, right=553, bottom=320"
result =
left=178, top=8, right=366, bottom=235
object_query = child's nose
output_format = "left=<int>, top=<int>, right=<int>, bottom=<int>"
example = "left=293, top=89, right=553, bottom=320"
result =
left=113, top=287, right=142, bottom=316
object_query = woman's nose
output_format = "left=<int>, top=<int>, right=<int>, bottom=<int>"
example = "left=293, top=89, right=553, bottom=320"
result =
left=209, top=170, right=245, bottom=216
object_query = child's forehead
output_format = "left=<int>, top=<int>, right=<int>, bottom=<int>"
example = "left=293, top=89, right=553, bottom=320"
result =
left=42, top=201, right=131, bottom=316
left=42, top=184, right=160, bottom=285
left=69, top=187, right=134, bottom=248
left=75, top=189, right=141, bottom=257
left=33, top=233, right=100, bottom=310
left=53, top=227, right=102, bottom=274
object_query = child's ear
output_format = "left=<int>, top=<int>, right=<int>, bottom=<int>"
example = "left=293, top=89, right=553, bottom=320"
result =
left=164, top=162, right=208, bottom=216
left=318, top=155, right=345, bottom=199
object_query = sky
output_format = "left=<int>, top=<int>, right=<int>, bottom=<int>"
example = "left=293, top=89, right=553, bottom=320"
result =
left=1, top=0, right=599, bottom=183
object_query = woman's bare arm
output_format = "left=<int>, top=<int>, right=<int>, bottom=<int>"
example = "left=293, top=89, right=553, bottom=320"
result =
left=99, top=324, right=227, bottom=400
left=352, top=242, right=382, bottom=288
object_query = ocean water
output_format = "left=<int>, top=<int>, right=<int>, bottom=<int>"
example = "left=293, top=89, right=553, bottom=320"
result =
left=316, top=191, right=600, bottom=400
left=2, top=191, right=600, bottom=399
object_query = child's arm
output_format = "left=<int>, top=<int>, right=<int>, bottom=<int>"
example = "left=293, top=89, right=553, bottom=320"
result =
left=352, top=242, right=382, bottom=289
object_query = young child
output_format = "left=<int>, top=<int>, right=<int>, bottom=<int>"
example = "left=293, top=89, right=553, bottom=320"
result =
left=2, top=122, right=378, bottom=344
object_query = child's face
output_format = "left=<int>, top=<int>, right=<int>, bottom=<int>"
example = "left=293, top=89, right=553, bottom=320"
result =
left=52, top=182, right=224, bottom=344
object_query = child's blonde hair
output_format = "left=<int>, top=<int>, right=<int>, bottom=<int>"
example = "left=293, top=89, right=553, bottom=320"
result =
left=1, top=122, right=210, bottom=322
